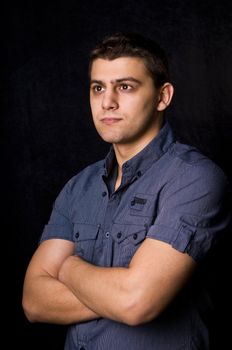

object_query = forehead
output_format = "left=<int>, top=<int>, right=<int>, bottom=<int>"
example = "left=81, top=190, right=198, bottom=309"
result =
left=90, top=57, right=150, bottom=81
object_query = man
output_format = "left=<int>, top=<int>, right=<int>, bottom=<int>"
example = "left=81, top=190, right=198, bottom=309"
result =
left=22, top=32, right=230, bottom=349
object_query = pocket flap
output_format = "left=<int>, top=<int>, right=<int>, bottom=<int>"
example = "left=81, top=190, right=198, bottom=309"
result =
left=73, top=223, right=100, bottom=241
left=111, top=223, right=147, bottom=244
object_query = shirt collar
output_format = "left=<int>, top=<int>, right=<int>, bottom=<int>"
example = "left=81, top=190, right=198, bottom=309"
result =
left=103, top=121, right=175, bottom=180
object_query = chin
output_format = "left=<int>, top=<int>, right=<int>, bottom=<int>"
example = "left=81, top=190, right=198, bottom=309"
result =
left=97, top=132, right=123, bottom=144
left=101, top=137, right=121, bottom=144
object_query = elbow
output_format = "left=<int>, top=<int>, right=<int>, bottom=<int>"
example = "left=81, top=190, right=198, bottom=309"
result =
left=22, top=296, right=40, bottom=323
left=23, top=311, right=37, bottom=323
left=121, top=311, right=144, bottom=327
left=118, top=294, right=160, bottom=327
left=115, top=273, right=161, bottom=326
left=121, top=305, right=158, bottom=327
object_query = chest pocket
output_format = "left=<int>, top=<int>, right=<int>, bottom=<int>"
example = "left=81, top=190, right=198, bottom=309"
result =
left=73, top=223, right=101, bottom=263
left=111, top=223, right=147, bottom=266
left=129, top=193, right=157, bottom=217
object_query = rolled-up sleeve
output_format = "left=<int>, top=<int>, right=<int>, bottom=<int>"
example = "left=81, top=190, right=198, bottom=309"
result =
left=147, top=163, right=231, bottom=261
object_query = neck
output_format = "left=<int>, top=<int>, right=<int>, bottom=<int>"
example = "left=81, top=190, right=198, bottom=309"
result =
left=113, top=118, right=163, bottom=170
left=113, top=134, right=155, bottom=191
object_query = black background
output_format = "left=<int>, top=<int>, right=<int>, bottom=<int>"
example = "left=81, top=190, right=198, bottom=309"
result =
left=2, top=0, right=232, bottom=348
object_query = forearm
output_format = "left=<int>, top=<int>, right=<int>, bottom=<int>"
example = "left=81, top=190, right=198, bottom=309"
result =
left=58, top=240, right=196, bottom=327
left=58, top=256, right=136, bottom=324
left=22, top=273, right=99, bottom=325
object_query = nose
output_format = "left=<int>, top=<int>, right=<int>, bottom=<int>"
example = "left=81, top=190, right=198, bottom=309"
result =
left=101, top=89, right=119, bottom=110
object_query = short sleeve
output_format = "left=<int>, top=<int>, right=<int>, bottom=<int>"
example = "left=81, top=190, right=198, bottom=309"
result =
left=39, top=180, right=74, bottom=243
left=147, top=163, right=231, bottom=261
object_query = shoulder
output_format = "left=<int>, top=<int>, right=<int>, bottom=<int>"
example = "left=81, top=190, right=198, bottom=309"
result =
left=157, top=141, right=231, bottom=210
left=168, top=141, right=229, bottom=189
left=69, top=159, right=104, bottom=189
left=57, top=159, right=105, bottom=198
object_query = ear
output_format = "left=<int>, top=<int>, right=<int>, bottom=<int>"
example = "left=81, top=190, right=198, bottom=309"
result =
left=157, top=83, right=174, bottom=112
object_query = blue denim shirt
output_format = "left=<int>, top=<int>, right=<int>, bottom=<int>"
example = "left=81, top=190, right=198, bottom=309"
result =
left=40, top=122, right=230, bottom=350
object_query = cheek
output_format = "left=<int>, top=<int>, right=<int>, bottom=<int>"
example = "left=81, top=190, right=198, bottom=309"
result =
left=90, top=99, right=100, bottom=120
left=122, top=96, right=145, bottom=113
left=90, top=97, right=96, bottom=111
left=141, top=94, right=157, bottom=116
left=128, top=97, right=155, bottom=118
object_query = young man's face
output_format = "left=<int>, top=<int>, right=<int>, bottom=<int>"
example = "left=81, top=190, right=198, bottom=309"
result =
left=90, top=57, right=163, bottom=148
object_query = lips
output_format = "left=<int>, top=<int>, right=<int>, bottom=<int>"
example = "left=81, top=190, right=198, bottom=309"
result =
left=101, top=117, right=122, bottom=125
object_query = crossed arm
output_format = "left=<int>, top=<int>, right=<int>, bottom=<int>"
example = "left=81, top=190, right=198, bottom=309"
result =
left=22, top=239, right=98, bottom=324
left=22, top=237, right=196, bottom=326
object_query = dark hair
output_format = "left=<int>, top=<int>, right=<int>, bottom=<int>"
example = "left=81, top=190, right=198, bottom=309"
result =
left=89, top=32, right=170, bottom=88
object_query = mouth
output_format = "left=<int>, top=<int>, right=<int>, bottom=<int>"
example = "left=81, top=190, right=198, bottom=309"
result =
left=100, top=117, right=123, bottom=125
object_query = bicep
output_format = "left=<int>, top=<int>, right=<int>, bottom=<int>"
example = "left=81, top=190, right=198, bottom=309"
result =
left=129, top=237, right=196, bottom=319
left=25, top=239, right=75, bottom=279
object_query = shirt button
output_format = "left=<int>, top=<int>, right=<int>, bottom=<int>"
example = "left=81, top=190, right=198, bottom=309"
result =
left=133, top=233, right=138, bottom=240
left=75, top=232, right=79, bottom=239
left=105, top=232, right=110, bottom=238
left=131, top=200, right=135, bottom=206
left=117, top=232, right=122, bottom=238
left=102, top=191, right=107, bottom=197
left=137, top=170, right=142, bottom=177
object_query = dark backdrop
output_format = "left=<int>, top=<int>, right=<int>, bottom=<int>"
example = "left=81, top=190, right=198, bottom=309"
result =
left=2, top=0, right=232, bottom=348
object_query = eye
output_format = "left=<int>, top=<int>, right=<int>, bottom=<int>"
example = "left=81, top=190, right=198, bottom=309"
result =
left=119, top=84, right=132, bottom=91
left=92, top=85, right=104, bottom=93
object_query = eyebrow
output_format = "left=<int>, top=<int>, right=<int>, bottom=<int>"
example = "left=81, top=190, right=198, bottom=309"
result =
left=90, top=77, right=142, bottom=85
